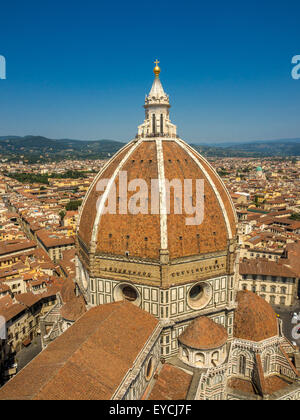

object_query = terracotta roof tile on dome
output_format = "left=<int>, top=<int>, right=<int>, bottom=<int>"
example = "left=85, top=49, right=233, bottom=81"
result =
left=77, top=138, right=237, bottom=261
left=233, top=290, right=278, bottom=342
left=178, top=316, right=228, bottom=350
left=78, top=143, right=134, bottom=247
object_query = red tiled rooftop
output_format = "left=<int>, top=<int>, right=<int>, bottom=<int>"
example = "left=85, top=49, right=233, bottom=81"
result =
left=15, top=293, right=41, bottom=307
left=60, top=295, right=86, bottom=321
left=234, top=290, right=278, bottom=342
left=0, top=301, right=159, bottom=400
left=178, top=316, right=228, bottom=350
left=148, top=364, right=192, bottom=400
left=0, top=240, right=36, bottom=256
left=239, top=259, right=297, bottom=278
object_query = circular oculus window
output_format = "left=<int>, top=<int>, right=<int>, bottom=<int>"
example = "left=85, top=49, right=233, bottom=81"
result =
left=122, top=285, right=138, bottom=302
left=187, top=282, right=212, bottom=310
left=113, top=283, right=141, bottom=306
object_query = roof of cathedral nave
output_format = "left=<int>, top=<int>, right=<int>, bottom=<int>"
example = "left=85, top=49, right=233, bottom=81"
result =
left=77, top=64, right=237, bottom=261
left=0, top=301, right=159, bottom=400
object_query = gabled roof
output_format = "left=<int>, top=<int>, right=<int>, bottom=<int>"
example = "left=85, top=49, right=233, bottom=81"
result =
left=15, top=293, right=41, bottom=308
left=239, top=259, right=297, bottom=278
left=0, top=301, right=159, bottom=400
left=147, top=364, right=192, bottom=400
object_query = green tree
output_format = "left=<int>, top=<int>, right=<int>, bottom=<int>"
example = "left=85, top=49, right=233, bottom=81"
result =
left=59, top=210, right=66, bottom=220
left=65, top=200, right=82, bottom=211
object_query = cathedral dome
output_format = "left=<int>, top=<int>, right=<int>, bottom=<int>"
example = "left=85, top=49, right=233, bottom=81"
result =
left=77, top=138, right=237, bottom=261
left=178, top=316, right=228, bottom=350
left=233, top=290, right=278, bottom=342
left=77, top=63, right=237, bottom=273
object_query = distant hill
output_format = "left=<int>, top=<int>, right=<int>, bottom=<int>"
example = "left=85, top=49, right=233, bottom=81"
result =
left=193, top=138, right=300, bottom=147
left=0, top=135, right=299, bottom=162
left=191, top=138, right=300, bottom=157
left=0, top=136, right=125, bottom=162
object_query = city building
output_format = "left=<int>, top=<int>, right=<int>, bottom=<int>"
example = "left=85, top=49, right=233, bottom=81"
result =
left=239, top=259, right=299, bottom=306
left=36, top=229, right=75, bottom=263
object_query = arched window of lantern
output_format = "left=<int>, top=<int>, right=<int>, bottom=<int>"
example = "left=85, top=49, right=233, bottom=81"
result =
left=160, top=114, right=163, bottom=134
left=152, top=114, right=156, bottom=134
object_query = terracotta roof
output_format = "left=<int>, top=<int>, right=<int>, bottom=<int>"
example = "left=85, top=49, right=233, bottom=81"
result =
left=264, top=375, right=291, bottom=394
left=60, top=277, right=77, bottom=303
left=227, top=375, right=291, bottom=396
left=240, top=259, right=297, bottom=278
left=58, top=249, right=76, bottom=278
left=227, top=377, right=256, bottom=394
left=0, top=240, right=36, bottom=256
left=60, top=295, right=86, bottom=321
left=36, top=230, right=75, bottom=248
left=0, top=301, right=159, bottom=400
left=148, top=364, right=192, bottom=400
left=283, top=241, right=300, bottom=277
left=15, top=293, right=41, bottom=308
left=78, top=139, right=237, bottom=260
left=0, top=283, right=10, bottom=293
left=65, top=210, right=78, bottom=217
left=0, top=303, right=26, bottom=322
left=178, top=316, right=228, bottom=350
left=38, top=284, right=60, bottom=299
left=233, top=291, right=278, bottom=342
left=0, top=295, right=13, bottom=308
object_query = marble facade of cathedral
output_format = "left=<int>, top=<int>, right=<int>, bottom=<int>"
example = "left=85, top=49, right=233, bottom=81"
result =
left=0, top=63, right=299, bottom=400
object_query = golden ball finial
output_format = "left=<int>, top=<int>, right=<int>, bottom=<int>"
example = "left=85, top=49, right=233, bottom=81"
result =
left=153, top=59, right=160, bottom=78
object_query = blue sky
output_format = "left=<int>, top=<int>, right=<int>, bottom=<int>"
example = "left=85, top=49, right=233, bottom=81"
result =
left=0, top=0, right=299, bottom=143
